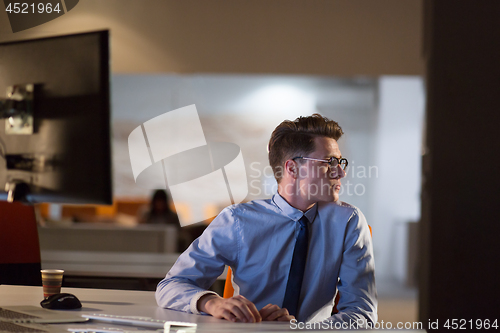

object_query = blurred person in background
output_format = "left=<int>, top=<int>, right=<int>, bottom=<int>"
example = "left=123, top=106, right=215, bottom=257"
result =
left=139, top=189, right=206, bottom=252
left=138, top=189, right=179, bottom=226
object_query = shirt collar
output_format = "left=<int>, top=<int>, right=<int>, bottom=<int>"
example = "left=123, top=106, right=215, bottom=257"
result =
left=272, top=193, right=317, bottom=224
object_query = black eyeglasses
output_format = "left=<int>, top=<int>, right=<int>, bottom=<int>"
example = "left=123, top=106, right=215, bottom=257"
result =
left=292, top=156, right=349, bottom=171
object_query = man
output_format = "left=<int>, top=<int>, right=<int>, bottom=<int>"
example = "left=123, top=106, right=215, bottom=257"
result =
left=156, top=114, right=377, bottom=325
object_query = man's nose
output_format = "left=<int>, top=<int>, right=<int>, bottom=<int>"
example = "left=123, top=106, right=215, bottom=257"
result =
left=331, top=165, right=346, bottom=179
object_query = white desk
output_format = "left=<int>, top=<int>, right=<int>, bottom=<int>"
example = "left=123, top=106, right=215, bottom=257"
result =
left=0, top=285, right=426, bottom=332
left=0, top=285, right=285, bottom=332
left=0, top=285, right=220, bottom=323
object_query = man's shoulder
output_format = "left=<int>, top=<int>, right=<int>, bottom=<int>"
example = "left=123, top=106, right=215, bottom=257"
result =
left=225, top=198, right=278, bottom=216
left=215, top=198, right=277, bottom=218
left=317, top=200, right=360, bottom=215
left=317, top=200, right=367, bottom=224
left=317, top=201, right=369, bottom=238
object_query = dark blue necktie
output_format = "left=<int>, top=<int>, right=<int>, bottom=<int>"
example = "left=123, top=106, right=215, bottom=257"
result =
left=282, top=215, right=309, bottom=317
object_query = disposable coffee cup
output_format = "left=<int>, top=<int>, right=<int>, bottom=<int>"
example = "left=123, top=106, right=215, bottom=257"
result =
left=41, top=269, right=64, bottom=298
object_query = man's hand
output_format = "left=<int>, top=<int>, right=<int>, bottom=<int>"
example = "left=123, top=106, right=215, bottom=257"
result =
left=259, top=304, right=295, bottom=322
left=197, top=294, right=261, bottom=323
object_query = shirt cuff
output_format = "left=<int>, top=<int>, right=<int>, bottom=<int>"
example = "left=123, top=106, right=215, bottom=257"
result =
left=190, top=290, right=219, bottom=315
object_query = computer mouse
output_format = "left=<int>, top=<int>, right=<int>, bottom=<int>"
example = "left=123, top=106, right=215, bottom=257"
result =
left=40, top=293, right=82, bottom=310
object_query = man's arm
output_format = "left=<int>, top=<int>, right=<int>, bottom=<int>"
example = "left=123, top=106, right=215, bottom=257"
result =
left=155, top=208, right=237, bottom=312
left=325, top=208, right=377, bottom=326
left=155, top=207, right=261, bottom=322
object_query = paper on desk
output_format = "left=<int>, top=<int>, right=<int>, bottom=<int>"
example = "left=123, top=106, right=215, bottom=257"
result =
left=67, top=327, right=162, bottom=333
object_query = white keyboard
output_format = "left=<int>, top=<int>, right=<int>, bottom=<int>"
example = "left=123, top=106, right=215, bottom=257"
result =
left=81, top=313, right=194, bottom=330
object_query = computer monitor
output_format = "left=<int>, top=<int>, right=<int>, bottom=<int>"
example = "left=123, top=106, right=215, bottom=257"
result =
left=0, top=30, right=112, bottom=204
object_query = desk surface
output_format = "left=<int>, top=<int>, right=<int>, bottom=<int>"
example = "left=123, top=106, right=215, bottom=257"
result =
left=0, top=285, right=425, bottom=332
left=0, top=285, right=219, bottom=323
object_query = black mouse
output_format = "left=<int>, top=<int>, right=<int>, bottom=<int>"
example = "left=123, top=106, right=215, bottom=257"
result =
left=40, top=293, right=82, bottom=310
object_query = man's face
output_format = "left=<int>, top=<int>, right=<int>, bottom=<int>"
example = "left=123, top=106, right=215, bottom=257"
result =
left=295, top=136, right=346, bottom=204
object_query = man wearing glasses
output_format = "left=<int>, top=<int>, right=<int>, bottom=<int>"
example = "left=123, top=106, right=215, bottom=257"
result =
left=156, top=114, right=376, bottom=326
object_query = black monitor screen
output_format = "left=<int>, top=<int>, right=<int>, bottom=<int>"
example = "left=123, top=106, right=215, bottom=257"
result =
left=0, top=30, right=112, bottom=204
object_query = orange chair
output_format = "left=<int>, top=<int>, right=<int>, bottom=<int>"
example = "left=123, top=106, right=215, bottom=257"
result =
left=0, top=201, right=42, bottom=286
left=223, top=225, right=373, bottom=314
left=223, top=267, right=235, bottom=298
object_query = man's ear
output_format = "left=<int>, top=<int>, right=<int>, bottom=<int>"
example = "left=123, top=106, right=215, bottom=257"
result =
left=284, top=159, right=298, bottom=179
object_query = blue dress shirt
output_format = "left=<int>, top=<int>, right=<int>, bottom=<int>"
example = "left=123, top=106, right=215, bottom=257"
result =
left=156, top=193, right=377, bottom=324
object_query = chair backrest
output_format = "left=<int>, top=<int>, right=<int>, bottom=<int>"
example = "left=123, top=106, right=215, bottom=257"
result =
left=0, top=201, right=42, bottom=286
left=223, top=267, right=235, bottom=298
left=223, top=225, right=373, bottom=301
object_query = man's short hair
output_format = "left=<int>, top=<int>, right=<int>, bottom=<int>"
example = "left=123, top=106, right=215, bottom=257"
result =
left=268, top=114, right=343, bottom=183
